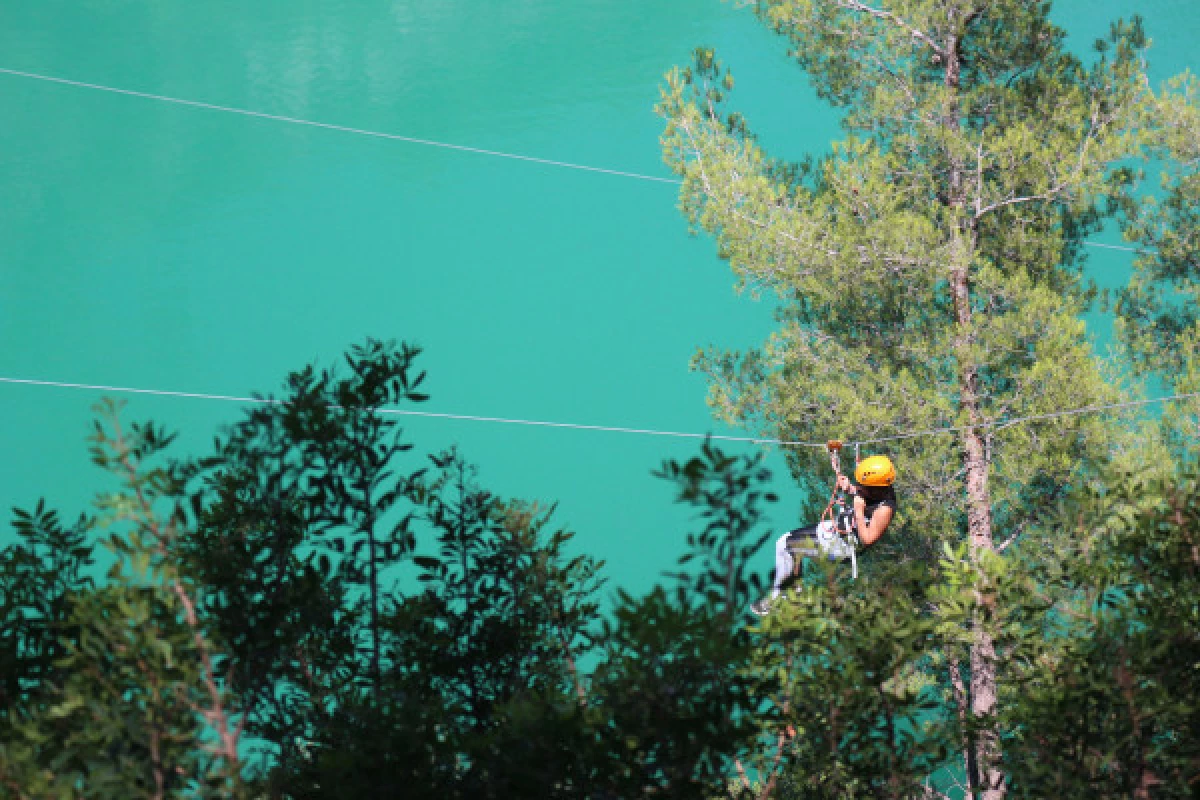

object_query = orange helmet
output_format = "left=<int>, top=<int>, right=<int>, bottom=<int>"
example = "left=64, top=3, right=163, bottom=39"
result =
left=855, top=455, right=896, bottom=487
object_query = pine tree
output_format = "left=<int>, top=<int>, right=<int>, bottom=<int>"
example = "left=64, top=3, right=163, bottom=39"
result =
left=658, top=3, right=1167, bottom=795
left=1117, top=71, right=1200, bottom=454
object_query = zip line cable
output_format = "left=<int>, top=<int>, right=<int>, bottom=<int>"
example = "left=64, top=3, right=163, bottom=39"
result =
left=853, top=391, right=1200, bottom=446
left=0, top=377, right=825, bottom=447
left=0, top=67, right=1165, bottom=254
left=1, top=70, right=1184, bottom=446
left=1081, top=241, right=1145, bottom=254
left=0, top=68, right=678, bottom=185
left=2, top=376, right=1197, bottom=450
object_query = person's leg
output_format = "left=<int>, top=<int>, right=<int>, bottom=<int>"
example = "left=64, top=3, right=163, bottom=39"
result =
left=752, top=525, right=820, bottom=615
left=771, top=531, right=795, bottom=599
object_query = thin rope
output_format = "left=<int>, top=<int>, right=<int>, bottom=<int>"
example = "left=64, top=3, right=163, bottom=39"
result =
left=0, top=68, right=1158, bottom=255
left=990, top=392, right=1200, bottom=431
left=2, top=376, right=1197, bottom=450
left=0, top=376, right=827, bottom=447
left=853, top=391, right=1200, bottom=446
left=0, top=67, right=679, bottom=185
left=1082, top=241, right=1146, bottom=254
left=1, top=67, right=1165, bottom=259
left=0, top=72, right=1179, bottom=447
left=0, top=68, right=1168, bottom=258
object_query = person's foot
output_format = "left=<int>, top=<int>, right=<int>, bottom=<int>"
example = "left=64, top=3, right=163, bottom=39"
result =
left=750, top=597, right=774, bottom=616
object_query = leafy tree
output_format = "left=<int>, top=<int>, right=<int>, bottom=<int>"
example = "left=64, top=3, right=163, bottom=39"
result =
left=583, top=444, right=774, bottom=798
left=261, top=449, right=605, bottom=798
left=174, top=339, right=427, bottom=776
left=0, top=402, right=245, bottom=798
left=656, top=441, right=778, bottom=620
left=175, top=459, right=356, bottom=776
left=742, top=561, right=946, bottom=799
left=166, top=342, right=605, bottom=796
left=0, top=503, right=94, bottom=733
left=1000, top=458, right=1200, bottom=797
left=175, top=345, right=792, bottom=799
left=657, top=3, right=1179, bottom=794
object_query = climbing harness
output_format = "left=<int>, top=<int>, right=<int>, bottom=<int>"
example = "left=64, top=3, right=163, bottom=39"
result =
left=785, top=440, right=860, bottom=579
left=822, top=440, right=860, bottom=579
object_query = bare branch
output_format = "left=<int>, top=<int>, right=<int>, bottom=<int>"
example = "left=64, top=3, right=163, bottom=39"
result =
left=734, top=758, right=754, bottom=792
left=949, top=656, right=976, bottom=796
left=922, top=781, right=954, bottom=800
left=974, top=183, right=1069, bottom=218
left=107, top=413, right=245, bottom=784
left=996, top=531, right=1020, bottom=552
left=834, top=0, right=946, bottom=56
left=757, top=653, right=796, bottom=799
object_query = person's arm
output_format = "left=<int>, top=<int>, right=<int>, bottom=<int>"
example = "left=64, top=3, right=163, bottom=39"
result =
left=854, top=496, right=893, bottom=547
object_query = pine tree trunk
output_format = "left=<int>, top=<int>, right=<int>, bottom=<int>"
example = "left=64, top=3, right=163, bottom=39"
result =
left=944, top=9, right=1005, bottom=797
left=952, top=259, right=1004, bottom=799
left=949, top=656, right=977, bottom=794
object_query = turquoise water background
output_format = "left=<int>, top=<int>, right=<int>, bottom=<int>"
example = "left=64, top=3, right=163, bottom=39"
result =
left=1, top=0, right=1196, bottom=595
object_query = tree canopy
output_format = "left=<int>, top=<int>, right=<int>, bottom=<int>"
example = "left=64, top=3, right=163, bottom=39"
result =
left=2, top=3, right=1199, bottom=799
left=656, top=0, right=1198, bottom=796
left=1, top=338, right=1197, bottom=797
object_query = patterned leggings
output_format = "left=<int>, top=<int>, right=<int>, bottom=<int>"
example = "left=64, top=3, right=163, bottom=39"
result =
left=770, top=521, right=836, bottom=597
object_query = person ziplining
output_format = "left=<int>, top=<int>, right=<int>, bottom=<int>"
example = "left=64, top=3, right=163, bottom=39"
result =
left=750, top=442, right=897, bottom=616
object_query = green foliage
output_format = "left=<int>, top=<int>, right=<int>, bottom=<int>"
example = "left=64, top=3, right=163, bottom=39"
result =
left=657, top=0, right=1148, bottom=558
left=406, top=451, right=603, bottom=720
left=5, top=338, right=1199, bottom=798
left=0, top=502, right=93, bottom=728
left=180, top=338, right=428, bottom=689
left=166, top=341, right=611, bottom=796
left=655, top=441, right=778, bottom=615
left=1, top=401, right=245, bottom=798
left=1000, top=461, right=1200, bottom=797
left=173, top=339, right=426, bottom=776
left=269, top=438, right=772, bottom=799
left=750, top=561, right=947, bottom=799
left=591, top=587, right=753, bottom=797
left=1116, top=72, right=1200, bottom=457
left=657, top=2, right=1195, bottom=795
left=580, top=444, right=778, bottom=798
left=266, top=451, right=605, bottom=797
left=3, top=586, right=214, bottom=798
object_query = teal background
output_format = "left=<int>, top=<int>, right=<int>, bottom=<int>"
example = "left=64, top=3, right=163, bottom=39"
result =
left=1, top=0, right=1196, bottom=595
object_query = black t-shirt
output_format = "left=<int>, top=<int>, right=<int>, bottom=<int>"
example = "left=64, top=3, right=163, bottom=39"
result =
left=855, top=484, right=898, bottom=522
left=791, top=485, right=898, bottom=543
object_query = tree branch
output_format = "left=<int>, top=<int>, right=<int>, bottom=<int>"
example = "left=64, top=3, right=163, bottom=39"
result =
left=949, top=656, right=977, bottom=796
left=922, top=781, right=954, bottom=800
left=734, top=758, right=754, bottom=793
left=996, top=531, right=1020, bottom=552
left=757, top=654, right=796, bottom=799
left=974, top=183, right=1070, bottom=218
left=834, top=0, right=946, bottom=57
left=108, top=414, right=245, bottom=783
